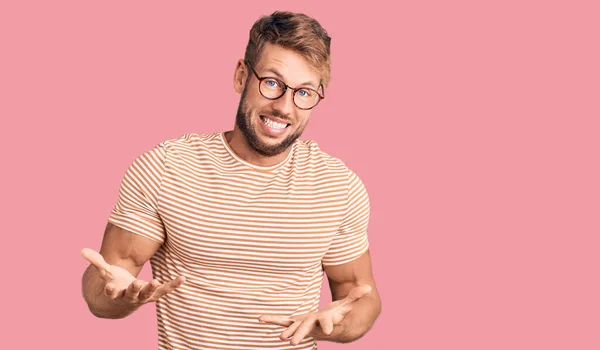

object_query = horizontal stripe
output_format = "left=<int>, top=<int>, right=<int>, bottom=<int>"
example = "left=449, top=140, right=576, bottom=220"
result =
left=108, top=131, right=370, bottom=349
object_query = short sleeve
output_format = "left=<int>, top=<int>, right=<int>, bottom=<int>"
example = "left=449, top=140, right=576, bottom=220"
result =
left=108, top=143, right=167, bottom=243
left=322, top=169, right=371, bottom=266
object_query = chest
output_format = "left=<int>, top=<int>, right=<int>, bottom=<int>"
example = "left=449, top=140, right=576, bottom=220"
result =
left=158, top=162, right=348, bottom=270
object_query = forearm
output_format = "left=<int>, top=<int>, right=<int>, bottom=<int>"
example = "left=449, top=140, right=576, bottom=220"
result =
left=81, top=265, right=140, bottom=319
left=316, top=293, right=382, bottom=343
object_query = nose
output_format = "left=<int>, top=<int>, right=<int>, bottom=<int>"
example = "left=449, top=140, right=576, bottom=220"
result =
left=271, top=88, right=295, bottom=116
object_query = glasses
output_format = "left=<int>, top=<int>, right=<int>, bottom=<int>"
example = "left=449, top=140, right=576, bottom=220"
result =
left=245, top=61, right=325, bottom=110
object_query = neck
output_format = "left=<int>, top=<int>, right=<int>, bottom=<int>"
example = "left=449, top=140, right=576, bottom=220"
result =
left=224, top=128, right=292, bottom=167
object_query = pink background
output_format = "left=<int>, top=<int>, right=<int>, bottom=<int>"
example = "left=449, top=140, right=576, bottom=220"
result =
left=2, top=0, right=599, bottom=349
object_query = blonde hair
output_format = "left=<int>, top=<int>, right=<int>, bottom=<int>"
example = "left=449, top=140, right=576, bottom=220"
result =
left=244, top=11, right=332, bottom=87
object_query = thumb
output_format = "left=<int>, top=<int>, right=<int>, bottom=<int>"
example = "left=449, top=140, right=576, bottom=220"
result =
left=81, top=248, right=113, bottom=278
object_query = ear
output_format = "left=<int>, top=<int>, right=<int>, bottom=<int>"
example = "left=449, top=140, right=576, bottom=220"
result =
left=233, top=59, right=248, bottom=94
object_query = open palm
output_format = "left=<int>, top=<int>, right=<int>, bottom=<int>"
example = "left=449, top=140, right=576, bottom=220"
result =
left=259, top=285, right=372, bottom=345
left=81, top=248, right=185, bottom=304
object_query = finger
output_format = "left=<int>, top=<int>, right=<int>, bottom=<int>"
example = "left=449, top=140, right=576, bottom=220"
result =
left=280, top=320, right=303, bottom=340
left=151, top=276, right=186, bottom=300
left=343, top=285, right=373, bottom=304
left=139, top=279, right=161, bottom=301
left=258, top=315, right=295, bottom=327
left=291, top=317, right=317, bottom=345
left=319, top=315, right=334, bottom=335
left=104, top=282, right=120, bottom=299
left=123, top=280, right=146, bottom=303
left=81, top=248, right=113, bottom=278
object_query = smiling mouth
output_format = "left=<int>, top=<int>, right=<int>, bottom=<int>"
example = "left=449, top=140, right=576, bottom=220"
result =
left=260, top=115, right=290, bottom=129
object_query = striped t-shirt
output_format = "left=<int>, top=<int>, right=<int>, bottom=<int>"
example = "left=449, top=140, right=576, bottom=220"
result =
left=108, top=132, right=370, bottom=350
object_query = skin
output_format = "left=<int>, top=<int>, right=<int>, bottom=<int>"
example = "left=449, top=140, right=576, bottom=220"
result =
left=82, top=42, right=381, bottom=343
left=226, top=42, right=320, bottom=166
left=81, top=223, right=185, bottom=319
left=231, top=43, right=382, bottom=343
left=259, top=251, right=382, bottom=344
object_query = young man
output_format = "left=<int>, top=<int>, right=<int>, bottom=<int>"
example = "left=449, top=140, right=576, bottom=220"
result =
left=82, top=11, right=381, bottom=349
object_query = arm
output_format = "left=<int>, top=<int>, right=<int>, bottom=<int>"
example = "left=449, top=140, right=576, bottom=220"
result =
left=260, top=249, right=382, bottom=345
left=81, top=222, right=183, bottom=319
left=260, top=169, right=380, bottom=344
left=82, top=143, right=183, bottom=318
left=317, top=249, right=382, bottom=343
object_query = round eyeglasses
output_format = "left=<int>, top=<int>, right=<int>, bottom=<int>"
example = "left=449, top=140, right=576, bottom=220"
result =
left=245, top=61, right=325, bottom=110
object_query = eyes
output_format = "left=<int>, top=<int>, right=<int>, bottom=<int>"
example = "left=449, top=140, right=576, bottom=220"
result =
left=297, top=89, right=312, bottom=98
left=264, top=78, right=314, bottom=98
left=265, top=79, right=279, bottom=88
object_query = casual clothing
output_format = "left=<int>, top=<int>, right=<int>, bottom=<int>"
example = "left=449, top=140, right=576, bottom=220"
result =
left=109, top=132, right=370, bottom=349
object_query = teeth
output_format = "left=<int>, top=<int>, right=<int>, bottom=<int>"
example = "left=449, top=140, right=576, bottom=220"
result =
left=263, top=116, right=288, bottom=129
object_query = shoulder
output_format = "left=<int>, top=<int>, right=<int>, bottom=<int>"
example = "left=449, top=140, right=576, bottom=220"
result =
left=156, top=132, right=221, bottom=156
left=293, top=140, right=370, bottom=198
left=158, top=132, right=218, bottom=149
left=127, top=132, right=218, bottom=169
left=293, top=139, right=358, bottom=180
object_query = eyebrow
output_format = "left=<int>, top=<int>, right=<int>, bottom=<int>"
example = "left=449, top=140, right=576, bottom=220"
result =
left=263, top=68, right=319, bottom=90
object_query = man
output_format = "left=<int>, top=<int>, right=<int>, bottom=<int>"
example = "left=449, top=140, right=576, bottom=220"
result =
left=81, top=11, right=381, bottom=349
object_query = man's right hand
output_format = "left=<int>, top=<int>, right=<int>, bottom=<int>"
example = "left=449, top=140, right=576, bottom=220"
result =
left=81, top=248, right=186, bottom=306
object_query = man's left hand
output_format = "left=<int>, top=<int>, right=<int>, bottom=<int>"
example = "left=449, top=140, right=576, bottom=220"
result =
left=258, top=285, right=372, bottom=345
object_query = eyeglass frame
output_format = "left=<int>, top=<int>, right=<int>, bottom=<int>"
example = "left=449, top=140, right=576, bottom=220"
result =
left=244, top=60, right=325, bottom=110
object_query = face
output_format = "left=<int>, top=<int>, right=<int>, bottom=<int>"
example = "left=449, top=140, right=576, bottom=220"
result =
left=234, top=43, right=322, bottom=157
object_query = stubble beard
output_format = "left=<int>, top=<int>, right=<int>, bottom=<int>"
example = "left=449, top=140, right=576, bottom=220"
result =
left=235, top=87, right=307, bottom=157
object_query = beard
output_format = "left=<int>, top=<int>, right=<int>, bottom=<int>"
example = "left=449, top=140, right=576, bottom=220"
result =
left=235, top=87, right=308, bottom=157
